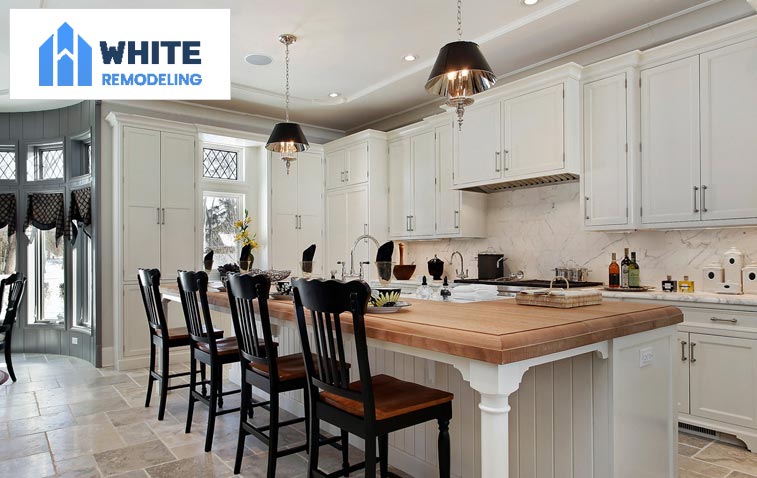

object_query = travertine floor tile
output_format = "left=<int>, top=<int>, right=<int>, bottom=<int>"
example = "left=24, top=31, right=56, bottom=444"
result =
left=145, top=454, right=232, bottom=478
left=8, top=409, right=76, bottom=436
left=679, top=455, right=731, bottom=478
left=0, top=431, right=50, bottom=461
left=697, top=442, right=757, bottom=476
left=0, top=451, right=55, bottom=478
left=47, top=422, right=127, bottom=461
left=94, top=439, right=174, bottom=476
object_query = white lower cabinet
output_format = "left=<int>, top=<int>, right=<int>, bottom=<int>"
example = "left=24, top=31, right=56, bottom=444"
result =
left=677, top=331, right=690, bottom=414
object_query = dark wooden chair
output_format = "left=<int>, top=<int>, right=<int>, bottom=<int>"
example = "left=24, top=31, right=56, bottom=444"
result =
left=293, top=278, right=453, bottom=478
left=226, top=272, right=349, bottom=477
left=177, top=270, right=241, bottom=452
left=137, top=268, right=223, bottom=421
left=0, top=273, right=26, bottom=382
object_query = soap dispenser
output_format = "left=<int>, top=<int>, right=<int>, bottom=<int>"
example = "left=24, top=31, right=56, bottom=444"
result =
left=416, top=276, right=432, bottom=300
left=440, top=276, right=452, bottom=301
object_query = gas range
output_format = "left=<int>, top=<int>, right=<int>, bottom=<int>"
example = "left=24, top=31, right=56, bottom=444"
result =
left=454, top=278, right=603, bottom=296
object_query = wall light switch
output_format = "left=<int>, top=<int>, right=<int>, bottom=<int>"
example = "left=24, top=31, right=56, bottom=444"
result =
left=71, top=337, right=78, bottom=345
left=639, top=347, right=654, bottom=367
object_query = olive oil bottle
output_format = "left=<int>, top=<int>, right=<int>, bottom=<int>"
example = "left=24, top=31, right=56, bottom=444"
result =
left=628, top=252, right=640, bottom=288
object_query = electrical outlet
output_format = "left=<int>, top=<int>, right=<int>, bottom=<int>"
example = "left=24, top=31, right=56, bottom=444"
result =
left=639, top=347, right=654, bottom=367
left=71, top=337, right=78, bottom=345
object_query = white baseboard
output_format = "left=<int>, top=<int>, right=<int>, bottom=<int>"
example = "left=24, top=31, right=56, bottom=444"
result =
left=116, top=348, right=192, bottom=371
left=749, top=0, right=757, bottom=13
left=101, top=347, right=114, bottom=367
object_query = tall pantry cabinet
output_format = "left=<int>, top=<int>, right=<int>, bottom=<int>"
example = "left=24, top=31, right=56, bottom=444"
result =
left=107, top=113, right=196, bottom=370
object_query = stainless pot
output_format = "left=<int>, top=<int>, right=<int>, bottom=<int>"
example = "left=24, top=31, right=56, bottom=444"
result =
left=555, top=267, right=590, bottom=282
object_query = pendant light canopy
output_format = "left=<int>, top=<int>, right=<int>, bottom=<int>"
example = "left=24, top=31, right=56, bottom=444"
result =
left=266, top=33, right=309, bottom=174
left=425, top=0, right=496, bottom=129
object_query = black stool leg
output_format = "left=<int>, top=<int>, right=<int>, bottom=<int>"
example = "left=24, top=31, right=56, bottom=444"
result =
left=379, top=434, right=388, bottom=478
left=267, top=392, right=279, bottom=478
left=437, top=418, right=450, bottom=478
left=200, top=362, right=207, bottom=397
left=185, top=353, right=196, bottom=434
left=234, top=379, right=250, bottom=474
left=205, top=361, right=219, bottom=452
left=307, top=413, right=320, bottom=477
left=145, top=341, right=156, bottom=407
left=341, top=430, right=350, bottom=476
left=4, top=338, right=16, bottom=382
left=364, top=435, right=377, bottom=478
left=217, top=370, right=224, bottom=408
left=158, top=343, right=169, bottom=421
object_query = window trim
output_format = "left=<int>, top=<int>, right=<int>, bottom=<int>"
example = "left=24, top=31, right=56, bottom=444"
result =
left=25, top=139, right=65, bottom=184
left=200, top=190, right=246, bottom=271
left=0, top=143, right=19, bottom=183
left=201, top=143, right=244, bottom=184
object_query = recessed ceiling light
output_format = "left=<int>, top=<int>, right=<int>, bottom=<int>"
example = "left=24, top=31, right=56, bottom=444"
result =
left=521, top=0, right=539, bottom=5
left=328, top=92, right=340, bottom=98
left=404, top=54, right=418, bottom=62
left=244, top=54, right=273, bottom=66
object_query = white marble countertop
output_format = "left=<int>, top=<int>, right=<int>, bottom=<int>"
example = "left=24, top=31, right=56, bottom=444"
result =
left=600, top=289, right=757, bottom=307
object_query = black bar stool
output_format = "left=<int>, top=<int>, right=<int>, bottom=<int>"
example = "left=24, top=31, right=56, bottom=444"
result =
left=0, top=272, right=26, bottom=382
left=137, top=268, right=223, bottom=421
left=293, top=278, right=453, bottom=478
left=226, top=272, right=349, bottom=477
left=177, top=270, right=241, bottom=452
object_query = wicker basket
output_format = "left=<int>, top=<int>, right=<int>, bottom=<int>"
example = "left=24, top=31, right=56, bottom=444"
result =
left=515, top=277, right=603, bottom=309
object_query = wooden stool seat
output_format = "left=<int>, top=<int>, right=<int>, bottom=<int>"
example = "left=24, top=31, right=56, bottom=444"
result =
left=321, top=374, right=454, bottom=421
left=251, top=353, right=351, bottom=382
left=197, top=336, right=239, bottom=355
left=157, top=326, right=223, bottom=341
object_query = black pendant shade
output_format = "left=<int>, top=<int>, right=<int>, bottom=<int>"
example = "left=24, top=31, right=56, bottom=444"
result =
left=425, top=41, right=497, bottom=98
left=265, top=122, right=309, bottom=155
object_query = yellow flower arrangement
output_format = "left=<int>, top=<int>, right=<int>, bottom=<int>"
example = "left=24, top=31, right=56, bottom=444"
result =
left=235, top=209, right=258, bottom=250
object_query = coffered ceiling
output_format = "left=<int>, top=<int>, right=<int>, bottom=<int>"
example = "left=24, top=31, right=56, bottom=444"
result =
left=0, top=0, right=754, bottom=132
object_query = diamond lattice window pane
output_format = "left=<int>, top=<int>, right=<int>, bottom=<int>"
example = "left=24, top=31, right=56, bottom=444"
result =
left=203, top=148, right=238, bottom=180
left=41, top=149, right=64, bottom=180
left=0, top=150, right=16, bottom=180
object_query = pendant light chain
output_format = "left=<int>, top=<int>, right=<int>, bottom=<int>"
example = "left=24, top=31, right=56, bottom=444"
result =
left=457, top=0, right=462, bottom=40
left=284, top=40, right=290, bottom=123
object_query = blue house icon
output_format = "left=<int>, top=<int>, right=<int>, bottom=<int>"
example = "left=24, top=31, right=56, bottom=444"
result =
left=39, top=22, right=92, bottom=86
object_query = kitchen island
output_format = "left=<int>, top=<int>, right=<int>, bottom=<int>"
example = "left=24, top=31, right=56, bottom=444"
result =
left=160, top=285, right=682, bottom=478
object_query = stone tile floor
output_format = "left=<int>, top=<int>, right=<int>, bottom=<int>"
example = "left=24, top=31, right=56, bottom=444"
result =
left=0, top=353, right=756, bottom=477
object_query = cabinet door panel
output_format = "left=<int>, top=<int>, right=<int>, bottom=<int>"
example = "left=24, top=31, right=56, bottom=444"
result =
left=346, top=187, right=370, bottom=279
left=411, top=131, right=436, bottom=237
left=123, top=285, right=149, bottom=358
left=436, top=123, right=461, bottom=235
left=160, top=132, right=195, bottom=209
left=298, top=214, right=323, bottom=277
left=388, top=139, right=411, bottom=238
left=124, top=206, right=161, bottom=281
left=325, top=150, right=346, bottom=190
left=700, top=38, right=757, bottom=221
left=346, top=143, right=369, bottom=185
left=160, top=207, right=195, bottom=281
left=325, top=191, right=347, bottom=273
left=503, top=84, right=564, bottom=178
left=297, top=151, right=324, bottom=217
left=583, top=74, right=628, bottom=226
left=270, top=153, right=298, bottom=216
left=677, top=332, right=690, bottom=415
left=455, top=102, right=501, bottom=185
left=640, top=57, right=700, bottom=224
left=271, top=213, right=298, bottom=273
left=690, top=333, right=757, bottom=428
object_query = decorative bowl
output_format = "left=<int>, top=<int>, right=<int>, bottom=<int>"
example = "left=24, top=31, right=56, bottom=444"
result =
left=248, top=269, right=291, bottom=282
left=393, top=264, right=416, bottom=281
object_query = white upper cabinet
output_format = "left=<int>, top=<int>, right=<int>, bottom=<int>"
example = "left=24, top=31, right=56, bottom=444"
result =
left=410, top=131, right=436, bottom=237
left=325, top=149, right=347, bottom=190
left=583, top=73, right=629, bottom=227
left=700, top=38, right=757, bottom=221
left=640, top=56, right=701, bottom=225
left=454, top=102, right=502, bottom=186
left=503, top=84, right=564, bottom=178
left=388, top=139, right=412, bottom=238
left=325, top=142, right=369, bottom=189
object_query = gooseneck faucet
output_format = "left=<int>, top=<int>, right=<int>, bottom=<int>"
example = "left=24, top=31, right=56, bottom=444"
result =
left=451, top=251, right=468, bottom=279
left=349, top=234, right=381, bottom=280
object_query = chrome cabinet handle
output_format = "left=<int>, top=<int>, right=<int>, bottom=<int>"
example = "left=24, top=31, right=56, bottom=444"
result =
left=157, top=208, right=161, bottom=225
left=454, top=210, right=460, bottom=229
left=345, top=170, right=349, bottom=182
left=690, top=342, right=697, bottom=363
left=702, top=185, right=708, bottom=213
left=364, top=223, right=368, bottom=235
left=495, top=152, right=501, bottom=172
left=693, top=186, right=699, bottom=213
left=681, top=340, right=687, bottom=361
left=161, top=208, right=166, bottom=225
left=503, top=150, right=510, bottom=171
left=710, top=317, right=737, bottom=323
left=585, top=196, right=590, bottom=220
left=406, top=216, right=410, bottom=232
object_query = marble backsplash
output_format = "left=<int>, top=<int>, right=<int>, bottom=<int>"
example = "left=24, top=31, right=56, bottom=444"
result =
left=400, top=182, right=757, bottom=287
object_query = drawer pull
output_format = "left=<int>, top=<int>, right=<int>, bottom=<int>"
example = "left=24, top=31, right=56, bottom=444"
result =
left=681, top=340, right=687, bottom=361
left=690, top=342, right=696, bottom=363
left=710, top=317, right=737, bottom=323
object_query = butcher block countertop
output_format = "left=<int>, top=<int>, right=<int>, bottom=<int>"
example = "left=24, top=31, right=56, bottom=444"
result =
left=160, top=285, right=682, bottom=365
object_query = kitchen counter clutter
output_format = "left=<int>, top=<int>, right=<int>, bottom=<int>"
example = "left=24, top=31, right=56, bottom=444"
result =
left=161, top=283, right=682, bottom=478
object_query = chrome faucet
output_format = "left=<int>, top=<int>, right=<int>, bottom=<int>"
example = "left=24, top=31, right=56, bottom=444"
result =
left=450, top=251, right=468, bottom=279
left=349, top=234, right=380, bottom=279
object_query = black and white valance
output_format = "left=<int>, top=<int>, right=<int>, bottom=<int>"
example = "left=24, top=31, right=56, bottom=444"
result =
left=0, top=194, right=16, bottom=238
left=67, top=187, right=92, bottom=244
left=24, top=192, right=65, bottom=245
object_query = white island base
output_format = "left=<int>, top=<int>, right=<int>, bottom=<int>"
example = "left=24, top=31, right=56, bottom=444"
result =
left=225, top=312, right=678, bottom=478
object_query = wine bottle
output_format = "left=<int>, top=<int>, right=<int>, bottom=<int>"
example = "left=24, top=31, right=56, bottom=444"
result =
left=608, top=252, right=620, bottom=288
left=620, top=248, right=630, bottom=288
left=628, top=252, right=640, bottom=288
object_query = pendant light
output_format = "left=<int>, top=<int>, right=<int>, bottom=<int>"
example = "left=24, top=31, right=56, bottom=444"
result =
left=425, top=0, right=497, bottom=129
left=266, top=34, right=309, bottom=175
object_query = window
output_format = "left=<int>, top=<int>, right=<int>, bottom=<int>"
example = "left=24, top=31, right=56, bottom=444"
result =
left=202, top=193, right=242, bottom=267
left=0, top=226, right=16, bottom=274
left=72, top=232, right=93, bottom=328
left=0, top=148, right=16, bottom=180
left=27, top=145, right=64, bottom=181
left=203, top=147, right=239, bottom=180
left=27, top=228, right=65, bottom=324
